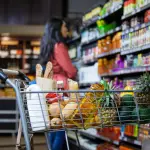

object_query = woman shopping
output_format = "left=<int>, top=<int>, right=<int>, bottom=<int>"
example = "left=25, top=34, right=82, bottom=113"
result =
left=39, top=18, right=77, bottom=150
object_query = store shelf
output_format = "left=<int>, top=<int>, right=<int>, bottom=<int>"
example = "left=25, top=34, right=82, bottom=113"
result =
left=68, top=131, right=97, bottom=150
left=79, top=82, right=98, bottom=87
left=120, top=136, right=141, bottom=146
left=1, top=56, right=22, bottom=59
left=121, top=44, right=150, bottom=55
left=101, top=66, right=150, bottom=77
left=0, top=97, right=16, bottom=100
left=0, top=111, right=19, bottom=115
left=0, top=119, right=19, bottom=123
left=81, top=26, right=121, bottom=47
left=0, top=84, right=6, bottom=88
left=67, top=36, right=81, bottom=44
left=122, top=3, right=150, bottom=20
left=81, top=4, right=122, bottom=30
left=83, top=59, right=97, bottom=65
left=97, top=48, right=120, bottom=58
left=122, top=22, right=150, bottom=36
left=80, top=129, right=119, bottom=146
left=81, top=16, right=99, bottom=30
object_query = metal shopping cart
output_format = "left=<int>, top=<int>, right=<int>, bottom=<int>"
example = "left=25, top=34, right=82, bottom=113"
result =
left=0, top=69, right=150, bottom=150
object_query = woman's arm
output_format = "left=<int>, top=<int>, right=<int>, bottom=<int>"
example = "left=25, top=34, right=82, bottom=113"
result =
left=54, top=43, right=77, bottom=79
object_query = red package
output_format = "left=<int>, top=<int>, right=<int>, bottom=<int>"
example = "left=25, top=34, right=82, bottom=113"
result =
left=46, top=93, right=62, bottom=104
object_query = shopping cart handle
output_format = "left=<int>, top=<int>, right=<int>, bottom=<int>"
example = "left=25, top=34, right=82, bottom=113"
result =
left=0, top=69, right=8, bottom=82
left=0, top=69, right=30, bottom=82
left=18, top=71, right=30, bottom=82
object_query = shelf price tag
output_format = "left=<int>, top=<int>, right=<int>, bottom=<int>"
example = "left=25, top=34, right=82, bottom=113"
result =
left=125, top=30, right=129, bottom=34
left=124, top=137, right=127, bottom=141
left=130, top=28, right=134, bottom=32
left=132, top=11, right=136, bottom=15
left=137, top=8, right=141, bottom=13
left=134, top=140, right=141, bottom=146
left=141, top=23, right=146, bottom=28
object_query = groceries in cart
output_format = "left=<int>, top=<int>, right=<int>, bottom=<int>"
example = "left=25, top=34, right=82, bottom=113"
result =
left=25, top=64, right=150, bottom=132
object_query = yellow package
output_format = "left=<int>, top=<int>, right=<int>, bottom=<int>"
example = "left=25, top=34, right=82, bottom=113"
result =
left=68, top=79, right=80, bottom=101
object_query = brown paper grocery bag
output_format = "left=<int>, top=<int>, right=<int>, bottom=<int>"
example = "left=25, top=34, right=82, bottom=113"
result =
left=36, top=77, right=57, bottom=92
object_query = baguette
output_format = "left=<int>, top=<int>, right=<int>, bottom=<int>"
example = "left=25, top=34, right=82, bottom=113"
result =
left=44, top=61, right=53, bottom=78
left=36, top=64, right=43, bottom=77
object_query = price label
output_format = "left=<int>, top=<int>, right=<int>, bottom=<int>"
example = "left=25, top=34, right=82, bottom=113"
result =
left=125, top=30, right=129, bottom=34
left=134, top=140, right=141, bottom=145
left=114, top=141, right=119, bottom=145
left=33, top=55, right=38, bottom=59
left=109, top=30, right=113, bottom=34
left=16, top=55, right=21, bottom=59
left=105, top=13, right=109, bottom=17
left=135, top=26, right=139, bottom=30
left=130, top=28, right=134, bottom=32
left=124, top=137, right=127, bottom=141
left=141, top=23, right=146, bottom=28
left=11, top=56, right=15, bottom=58
left=137, top=8, right=141, bottom=12
left=122, top=16, right=125, bottom=20
left=116, top=27, right=121, bottom=31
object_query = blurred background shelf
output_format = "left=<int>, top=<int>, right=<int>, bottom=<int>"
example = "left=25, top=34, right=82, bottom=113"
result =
left=81, top=4, right=123, bottom=30
left=121, top=44, right=150, bottom=55
left=122, top=3, right=150, bottom=20
left=101, top=66, right=150, bottom=77
left=81, top=26, right=121, bottom=47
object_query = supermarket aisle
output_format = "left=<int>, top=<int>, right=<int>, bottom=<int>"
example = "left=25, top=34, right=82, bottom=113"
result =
left=0, top=134, right=47, bottom=150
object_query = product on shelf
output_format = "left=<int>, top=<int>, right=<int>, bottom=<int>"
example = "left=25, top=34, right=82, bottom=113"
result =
left=144, top=9, right=150, bottom=23
left=139, top=124, right=150, bottom=141
left=124, top=124, right=139, bottom=137
left=100, top=0, right=122, bottom=16
left=97, top=20, right=117, bottom=35
left=81, top=22, right=120, bottom=45
left=97, top=126, right=121, bottom=142
left=82, top=47, right=95, bottom=63
left=119, top=145, right=136, bottom=150
left=98, top=32, right=122, bottom=54
left=79, top=63, right=100, bottom=84
left=97, top=142, right=119, bottom=150
left=98, top=52, right=150, bottom=76
left=4, top=88, right=16, bottom=98
left=82, top=0, right=122, bottom=24
left=112, top=32, right=122, bottom=50
left=122, top=26, right=150, bottom=50
left=33, top=46, right=40, bottom=55
left=81, top=27, right=100, bottom=44
left=123, top=0, right=136, bottom=16
left=82, top=6, right=102, bottom=23
left=123, top=0, right=150, bottom=16
left=124, top=52, right=150, bottom=68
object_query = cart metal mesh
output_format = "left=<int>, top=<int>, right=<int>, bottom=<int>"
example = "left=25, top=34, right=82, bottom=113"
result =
left=18, top=82, right=150, bottom=133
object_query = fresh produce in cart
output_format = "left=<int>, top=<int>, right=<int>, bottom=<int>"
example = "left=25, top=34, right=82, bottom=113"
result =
left=134, top=72, right=150, bottom=106
left=134, top=72, right=150, bottom=122
left=26, top=62, right=150, bottom=131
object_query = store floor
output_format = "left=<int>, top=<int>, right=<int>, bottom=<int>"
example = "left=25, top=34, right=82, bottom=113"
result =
left=0, top=134, right=47, bottom=150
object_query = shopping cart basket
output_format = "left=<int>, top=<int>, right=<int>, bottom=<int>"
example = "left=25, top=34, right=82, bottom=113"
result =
left=0, top=69, right=150, bottom=150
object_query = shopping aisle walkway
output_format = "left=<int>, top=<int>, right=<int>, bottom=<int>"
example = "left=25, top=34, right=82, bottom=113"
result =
left=0, top=134, right=47, bottom=150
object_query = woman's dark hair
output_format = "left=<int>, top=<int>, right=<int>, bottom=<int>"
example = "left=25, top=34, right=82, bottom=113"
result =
left=39, top=18, right=65, bottom=65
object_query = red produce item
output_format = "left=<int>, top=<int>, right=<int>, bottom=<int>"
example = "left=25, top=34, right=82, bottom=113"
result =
left=46, top=93, right=62, bottom=104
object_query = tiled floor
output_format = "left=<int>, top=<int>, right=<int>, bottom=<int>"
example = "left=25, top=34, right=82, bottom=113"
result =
left=0, top=134, right=47, bottom=150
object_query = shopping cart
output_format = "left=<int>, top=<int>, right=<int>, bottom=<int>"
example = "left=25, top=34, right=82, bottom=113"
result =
left=0, top=69, right=150, bottom=150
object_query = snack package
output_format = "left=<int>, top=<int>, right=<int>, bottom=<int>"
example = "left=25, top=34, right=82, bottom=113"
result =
left=68, top=79, right=80, bottom=101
